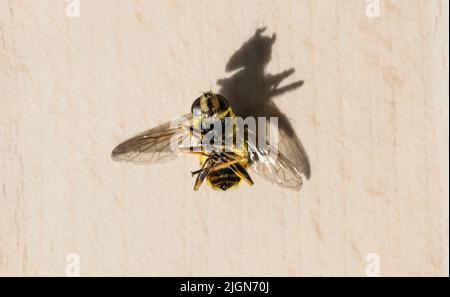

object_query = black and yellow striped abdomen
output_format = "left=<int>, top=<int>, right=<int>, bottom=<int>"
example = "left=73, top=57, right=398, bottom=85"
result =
left=198, top=106, right=250, bottom=191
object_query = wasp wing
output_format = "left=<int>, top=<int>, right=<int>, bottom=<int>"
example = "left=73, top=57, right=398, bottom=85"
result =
left=111, top=114, right=193, bottom=164
left=246, top=138, right=303, bottom=190
left=277, top=122, right=311, bottom=180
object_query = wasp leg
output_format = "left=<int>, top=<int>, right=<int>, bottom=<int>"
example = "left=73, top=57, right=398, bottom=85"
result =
left=228, top=163, right=254, bottom=186
left=221, top=153, right=254, bottom=186
left=193, top=156, right=214, bottom=191
left=192, top=153, right=249, bottom=176
left=178, top=145, right=210, bottom=157
left=177, top=145, right=216, bottom=191
left=192, top=157, right=243, bottom=174
left=193, top=154, right=254, bottom=186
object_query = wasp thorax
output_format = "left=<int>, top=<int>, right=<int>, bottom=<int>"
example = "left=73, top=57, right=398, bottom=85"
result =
left=191, top=92, right=229, bottom=118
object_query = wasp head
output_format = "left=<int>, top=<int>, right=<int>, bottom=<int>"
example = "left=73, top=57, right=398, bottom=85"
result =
left=191, top=91, right=229, bottom=119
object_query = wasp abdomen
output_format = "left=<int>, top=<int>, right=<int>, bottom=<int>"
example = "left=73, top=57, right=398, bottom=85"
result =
left=207, top=168, right=241, bottom=191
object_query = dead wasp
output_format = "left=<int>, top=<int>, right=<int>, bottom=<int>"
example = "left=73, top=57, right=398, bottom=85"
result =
left=111, top=91, right=303, bottom=191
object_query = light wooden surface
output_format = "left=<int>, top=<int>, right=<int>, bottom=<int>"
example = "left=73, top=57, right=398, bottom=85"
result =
left=0, top=0, right=448, bottom=276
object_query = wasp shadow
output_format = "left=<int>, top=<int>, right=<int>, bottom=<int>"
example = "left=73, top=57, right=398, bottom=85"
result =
left=217, top=27, right=311, bottom=179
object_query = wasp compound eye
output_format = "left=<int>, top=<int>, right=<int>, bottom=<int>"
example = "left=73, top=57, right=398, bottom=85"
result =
left=191, top=98, right=204, bottom=118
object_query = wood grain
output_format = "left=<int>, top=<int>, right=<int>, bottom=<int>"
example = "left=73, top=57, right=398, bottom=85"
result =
left=0, top=0, right=448, bottom=276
